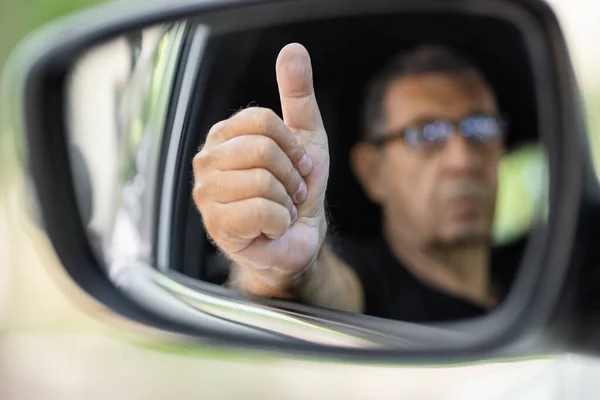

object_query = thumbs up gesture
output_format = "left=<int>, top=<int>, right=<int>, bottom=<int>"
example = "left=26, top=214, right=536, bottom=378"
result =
left=193, top=43, right=330, bottom=298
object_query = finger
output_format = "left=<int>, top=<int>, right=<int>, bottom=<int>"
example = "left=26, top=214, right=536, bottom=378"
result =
left=204, top=107, right=312, bottom=176
left=275, top=43, right=325, bottom=133
left=193, top=135, right=308, bottom=204
left=193, top=168, right=297, bottom=220
left=218, top=198, right=292, bottom=242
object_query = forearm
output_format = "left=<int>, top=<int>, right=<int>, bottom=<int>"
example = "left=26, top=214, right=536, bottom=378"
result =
left=228, top=239, right=364, bottom=313
left=295, top=241, right=364, bottom=313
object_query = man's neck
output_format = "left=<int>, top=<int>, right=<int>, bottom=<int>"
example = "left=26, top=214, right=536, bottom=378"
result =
left=383, top=222, right=494, bottom=308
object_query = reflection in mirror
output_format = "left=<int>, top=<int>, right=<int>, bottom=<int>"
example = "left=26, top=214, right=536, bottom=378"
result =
left=65, top=13, right=549, bottom=329
left=67, top=22, right=190, bottom=270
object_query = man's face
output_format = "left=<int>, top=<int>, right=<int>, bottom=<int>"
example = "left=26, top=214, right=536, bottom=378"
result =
left=372, top=73, right=503, bottom=247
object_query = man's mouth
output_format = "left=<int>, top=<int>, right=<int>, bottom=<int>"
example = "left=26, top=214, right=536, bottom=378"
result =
left=445, top=194, right=484, bottom=217
left=442, top=185, right=489, bottom=216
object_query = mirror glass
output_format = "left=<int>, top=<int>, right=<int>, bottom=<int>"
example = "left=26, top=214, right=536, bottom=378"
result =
left=64, top=12, right=549, bottom=331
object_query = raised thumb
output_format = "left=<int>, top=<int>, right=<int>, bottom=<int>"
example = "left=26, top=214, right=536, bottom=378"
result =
left=275, top=43, right=324, bottom=133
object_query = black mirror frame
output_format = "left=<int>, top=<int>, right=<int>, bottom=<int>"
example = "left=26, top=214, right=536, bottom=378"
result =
left=4, top=0, right=592, bottom=363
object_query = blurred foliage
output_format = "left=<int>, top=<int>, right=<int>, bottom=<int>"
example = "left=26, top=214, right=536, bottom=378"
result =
left=0, top=0, right=106, bottom=69
left=586, top=93, right=600, bottom=171
left=0, top=0, right=107, bottom=194
left=494, top=144, right=547, bottom=244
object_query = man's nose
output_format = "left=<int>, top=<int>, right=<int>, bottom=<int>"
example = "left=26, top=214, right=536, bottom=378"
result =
left=440, top=131, right=482, bottom=174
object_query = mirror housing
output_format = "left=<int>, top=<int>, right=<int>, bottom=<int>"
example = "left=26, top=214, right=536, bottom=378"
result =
left=4, top=0, right=598, bottom=361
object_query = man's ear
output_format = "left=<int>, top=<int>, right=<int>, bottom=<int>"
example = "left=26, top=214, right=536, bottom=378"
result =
left=350, top=142, right=385, bottom=205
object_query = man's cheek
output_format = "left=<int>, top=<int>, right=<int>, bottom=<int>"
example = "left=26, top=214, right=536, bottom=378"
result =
left=417, top=187, right=438, bottom=224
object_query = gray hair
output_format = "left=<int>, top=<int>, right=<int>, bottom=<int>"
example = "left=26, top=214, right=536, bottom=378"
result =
left=362, top=45, right=489, bottom=140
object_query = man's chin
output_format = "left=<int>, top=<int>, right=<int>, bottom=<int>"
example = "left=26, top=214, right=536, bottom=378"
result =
left=436, top=222, right=492, bottom=247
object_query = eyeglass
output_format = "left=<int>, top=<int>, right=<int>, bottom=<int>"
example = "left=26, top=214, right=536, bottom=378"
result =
left=368, top=114, right=506, bottom=149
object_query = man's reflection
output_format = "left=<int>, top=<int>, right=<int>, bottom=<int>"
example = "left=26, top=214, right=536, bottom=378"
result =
left=193, top=44, right=524, bottom=322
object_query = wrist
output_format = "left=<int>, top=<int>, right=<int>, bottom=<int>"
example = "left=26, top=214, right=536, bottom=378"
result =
left=229, top=214, right=329, bottom=301
left=291, top=217, right=329, bottom=298
left=292, top=239, right=330, bottom=300
left=229, top=264, right=296, bottom=299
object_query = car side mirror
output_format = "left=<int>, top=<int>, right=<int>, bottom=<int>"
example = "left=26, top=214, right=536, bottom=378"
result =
left=4, top=0, right=599, bottom=361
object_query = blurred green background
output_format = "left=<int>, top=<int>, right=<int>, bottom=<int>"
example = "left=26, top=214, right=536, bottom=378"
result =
left=0, top=0, right=105, bottom=69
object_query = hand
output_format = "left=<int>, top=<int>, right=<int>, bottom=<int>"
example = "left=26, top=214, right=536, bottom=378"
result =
left=192, top=43, right=330, bottom=296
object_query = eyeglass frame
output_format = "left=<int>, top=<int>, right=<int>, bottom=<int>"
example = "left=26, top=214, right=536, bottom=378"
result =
left=365, top=113, right=509, bottom=149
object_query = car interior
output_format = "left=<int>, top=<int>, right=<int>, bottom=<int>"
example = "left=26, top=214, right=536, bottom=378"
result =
left=166, top=13, right=542, bottom=299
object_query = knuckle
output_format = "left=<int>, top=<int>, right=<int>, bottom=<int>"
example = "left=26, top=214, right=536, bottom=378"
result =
left=234, top=105, right=257, bottom=118
left=193, top=171, right=222, bottom=211
left=254, top=136, right=278, bottom=160
left=192, top=148, right=212, bottom=171
left=260, top=108, right=280, bottom=129
left=235, top=106, right=260, bottom=122
left=206, top=120, right=227, bottom=141
left=243, top=107, right=279, bottom=133
left=192, top=175, right=208, bottom=205
left=192, top=183, right=204, bottom=207
left=192, top=171, right=211, bottom=199
left=254, top=169, right=274, bottom=193
left=252, top=198, right=269, bottom=223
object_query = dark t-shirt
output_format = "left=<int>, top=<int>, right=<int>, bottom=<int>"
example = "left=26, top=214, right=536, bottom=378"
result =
left=331, top=235, right=526, bottom=322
